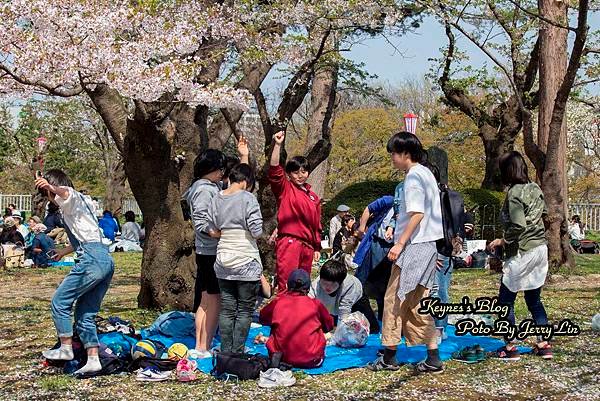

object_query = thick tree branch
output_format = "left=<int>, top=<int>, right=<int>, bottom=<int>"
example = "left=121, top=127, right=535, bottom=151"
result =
left=0, top=65, right=83, bottom=97
left=85, top=84, right=127, bottom=153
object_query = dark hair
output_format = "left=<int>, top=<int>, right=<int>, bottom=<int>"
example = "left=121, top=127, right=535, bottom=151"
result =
left=48, top=202, right=60, bottom=213
left=125, top=211, right=136, bottom=222
left=193, top=149, right=227, bottom=180
left=342, top=214, right=355, bottom=227
left=228, top=163, right=255, bottom=191
left=8, top=203, right=15, bottom=209
left=424, top=161, right=441, bottom=183
left=285, top=156, right=311, bottom=174
left=499, top=151, right=530, bottom=186
left=103, top=210, right=113, bottom=216
left=319, top=259, right=347, bottom=285
left=224, top=155, right=240, bottom=178
left=386, top=131, right=425, bottom=163
left=3, top=208, right=11, bottom=217
left=44, top=169, right=74, bottom=188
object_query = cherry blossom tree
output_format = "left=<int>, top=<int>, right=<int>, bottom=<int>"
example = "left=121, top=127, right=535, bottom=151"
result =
left=0, top=0, right=412, bottom=308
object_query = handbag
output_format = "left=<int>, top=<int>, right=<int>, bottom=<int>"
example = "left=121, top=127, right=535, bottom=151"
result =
left=211, top=351, right=270, bottom=380
left=2, top=244, right=25, bottom=268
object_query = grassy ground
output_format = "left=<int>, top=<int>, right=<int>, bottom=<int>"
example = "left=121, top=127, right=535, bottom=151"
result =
left=0, top=253, right=598, bottom=401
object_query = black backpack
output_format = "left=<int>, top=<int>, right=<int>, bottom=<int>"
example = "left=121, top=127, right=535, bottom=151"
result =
left=211, top=352, right=270, bottom=380
left=436, top=184, right=466, bottom=259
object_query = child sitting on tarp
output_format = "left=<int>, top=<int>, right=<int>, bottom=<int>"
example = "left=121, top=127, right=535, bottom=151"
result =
left=259, top=269, right=333, bottom=368
left=309, top=259, right=380, bottom=334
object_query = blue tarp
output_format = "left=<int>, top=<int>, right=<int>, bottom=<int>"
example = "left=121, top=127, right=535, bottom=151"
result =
left=135, top=324, right=531, bottom=375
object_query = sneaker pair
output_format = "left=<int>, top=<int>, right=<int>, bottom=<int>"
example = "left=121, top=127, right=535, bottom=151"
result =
left=176, top=358, right=198, bottom=382
left=496, top=343, right=553, bottom=361
left=258, top=368, right=296, bottom=388
left=136, top=366, right=171, bottom=382
left=452, top=344, right=486, bottom=363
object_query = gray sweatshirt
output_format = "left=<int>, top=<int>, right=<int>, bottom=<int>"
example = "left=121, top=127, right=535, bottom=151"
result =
left=208, top=190, right=263, bottom=238
left=309, top=274, right=363, bottom=320
left=185, top=179, right=220, bottom=255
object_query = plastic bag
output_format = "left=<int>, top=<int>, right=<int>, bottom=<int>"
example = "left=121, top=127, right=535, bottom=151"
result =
left=332, top=311, right=370, bottom=348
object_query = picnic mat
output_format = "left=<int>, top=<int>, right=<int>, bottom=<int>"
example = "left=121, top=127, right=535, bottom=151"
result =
left=141, top=324, right=532, bottom=375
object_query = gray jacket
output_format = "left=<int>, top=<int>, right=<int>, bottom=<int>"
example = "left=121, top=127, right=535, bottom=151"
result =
left=309, top=274, right=363, bottom=320
left=185, top=179, right=220, bottom=255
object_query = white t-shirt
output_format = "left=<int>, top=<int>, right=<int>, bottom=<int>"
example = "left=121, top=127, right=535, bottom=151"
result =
left=54, top=187, right=102, bottom=244
left=121, top=221, right=142, bottom=243
left=393, top=164, right=444, bottom=244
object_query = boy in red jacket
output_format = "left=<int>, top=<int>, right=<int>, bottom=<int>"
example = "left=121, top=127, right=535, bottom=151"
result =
left=259, top=269, right=334, bottom=368
left=269, top=131, right=322, bottom=290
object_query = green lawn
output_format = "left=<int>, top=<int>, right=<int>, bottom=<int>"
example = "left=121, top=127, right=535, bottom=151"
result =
left=0, top=253, right=598, bottom=401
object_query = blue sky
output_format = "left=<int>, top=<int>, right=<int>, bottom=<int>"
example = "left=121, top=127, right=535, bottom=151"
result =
left=262, top=15, right=599, bottom=95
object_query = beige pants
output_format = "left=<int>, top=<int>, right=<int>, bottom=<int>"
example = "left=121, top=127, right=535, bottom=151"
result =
left=381, top=264, right=436, bottom=347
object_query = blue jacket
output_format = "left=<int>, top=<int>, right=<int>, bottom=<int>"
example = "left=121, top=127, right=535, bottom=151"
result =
left=98, top=212, right=119, bottom=242
left=354, top=196, right=394, bottom=281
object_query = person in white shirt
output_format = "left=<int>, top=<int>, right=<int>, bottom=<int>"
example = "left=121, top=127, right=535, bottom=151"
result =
left=568, top=215, right=585, bottom=241
left=368, top=131, right=444, bottom=374
left=35, top=169, right=114, bottom=376
left=109, top=211, right=143, bottom=252
left=329, top=205, right=350, bottom=247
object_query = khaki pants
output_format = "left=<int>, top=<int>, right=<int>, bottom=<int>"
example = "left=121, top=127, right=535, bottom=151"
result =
left=381, top=264, right=436, bottom=347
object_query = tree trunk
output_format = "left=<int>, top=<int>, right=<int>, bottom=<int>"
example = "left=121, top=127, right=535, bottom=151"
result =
left=537, top=0, right=573, bottom=270
left=304, top=60, right=338, bottom=199
left=480, top=124, right=517, bottom=191
left=125, top=104, right=202, bottom=310
left=103, top=156, right=127, bottom=216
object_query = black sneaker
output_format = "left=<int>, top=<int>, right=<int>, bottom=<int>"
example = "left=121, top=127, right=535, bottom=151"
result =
left=533, top=343, right=553, bottom=359
left=496, top=346, right=521, bottom=361
left=413, top=360, right=444, bottom=374
left=366, top=356, right=401, bottom=371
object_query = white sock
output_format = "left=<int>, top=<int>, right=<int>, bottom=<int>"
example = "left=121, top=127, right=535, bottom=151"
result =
left=43, top=344, right=74, bottom=361
left=74, top=355, right=102, bottom=375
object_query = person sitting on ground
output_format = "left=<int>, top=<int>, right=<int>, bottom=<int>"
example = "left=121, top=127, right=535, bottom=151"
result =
left=0, top=217, right=25, bottom=245
left=309, top=259, right=380, bottom=334
left=109, top=211, right=143, bottom=252
left=24, top=216, right=42, bottom=257
left=259, top=269, right=334, bottom=368
left=44, top=202, right=67, bottom=244
left=329, top=205, right=350, bottom=247
left=98, top=210, right=118, bottom=242
left=31, top=223, right=55, bottom=267
left=12, top=212, right=29, bottom=239
left=568, top=215, right=585, bottom=241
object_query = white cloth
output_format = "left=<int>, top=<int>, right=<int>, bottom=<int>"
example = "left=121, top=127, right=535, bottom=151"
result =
left=376, top=208, right=395, bottom=242
left=393, top=164, right=444, bottom=244
left=121, top=222, right=142, bottom=243
left=215, top=229, right=262, bottom=281
left=502, top=244, right=548, bottom=292
left=53, top=187, right=102, bottom=243
left=17, top=225, right=29, bottom=239
left=109, top=240, right=142, bottom=253
left=329, top=215, right=342, bottom=247
left=568, top=223, right=585, bottom=241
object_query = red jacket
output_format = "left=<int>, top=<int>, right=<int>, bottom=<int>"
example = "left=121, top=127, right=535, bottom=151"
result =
left=259, top=292, right=334, bottom=368
left=268, top=165, right=322, bottom=250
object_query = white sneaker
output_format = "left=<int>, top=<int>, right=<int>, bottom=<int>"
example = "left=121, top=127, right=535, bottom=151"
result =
left=136, top=367, right=171, bottom=382
left=42, top=346, right=74, bottom=361
left=258, top=368, right=296, bottom=388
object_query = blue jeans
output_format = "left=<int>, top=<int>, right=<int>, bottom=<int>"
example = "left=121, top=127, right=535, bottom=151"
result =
left=498, top=281, right=548, bottom=326
left=51, top=242, right=114, bottom=348
left=430, top=255, right=452, bottom=330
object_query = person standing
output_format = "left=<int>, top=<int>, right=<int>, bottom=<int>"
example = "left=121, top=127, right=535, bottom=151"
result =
left=268, top=131, right=322, bottom=291
left=489, top=151, right=552, bottom=360
left=329, top=205, right=350, bottom=247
